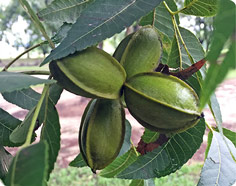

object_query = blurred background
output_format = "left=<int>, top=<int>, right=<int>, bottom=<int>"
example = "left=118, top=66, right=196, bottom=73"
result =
left=0, top=0, right=236, bottom=185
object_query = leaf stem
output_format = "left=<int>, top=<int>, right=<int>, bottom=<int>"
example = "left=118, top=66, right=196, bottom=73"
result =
left=172, top=0, right=197, bottom=15
left=130, top=140, right=139, bottom=157
left=22, top=84, right=50, bottom=147
left=205, top=121, right=214, bottom=133
left=18, top=0, right=55, bottom=49
left=19, top=70, right=51, bottom=75
left=2, top=42, right=44, bottom=71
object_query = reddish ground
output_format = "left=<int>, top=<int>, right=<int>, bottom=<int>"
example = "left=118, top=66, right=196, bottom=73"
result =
left=1, top=78, right=236, bottom=167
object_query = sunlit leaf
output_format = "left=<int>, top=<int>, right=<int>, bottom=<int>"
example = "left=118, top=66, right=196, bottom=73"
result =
left=4, top=141, right=49, bottom=186
left=198, top=131, right=236, bottom=186
left=181, top=0, right=218, bottom=16
left=41, top=0, right=164, bottom=65
left=99, top=148, right=138, bottom=178
left=117, top=119, right=205, bottom=179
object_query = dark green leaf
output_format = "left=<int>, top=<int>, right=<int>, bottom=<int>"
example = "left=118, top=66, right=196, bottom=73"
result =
left=141, top=129, right=159, bottom=143
left=140, top=0, right=179, bottom=40
left=207, top=0, right=235, bottom=62
left=2, top=88, right=41, bottom=110
left=200, top=41, right=236, bottom=109
left=4, top=141, right=49, bottom=186
left=99, top=148, right=138, bottom=178
left=41, top=0, right=164, bottom=65
left=0, top=108, right=21, bottom=147
left=118, top=120, right=132, bottom=156
left=38, top=0, right=93, bottom=27
left=48, top=83, right=63, bottom=105
left=139, top=11, right=154, bottom=26
left=8, top=84, right=62, bottom=144
left=181, top=0, right=218, bottom=16
left=2, top=84, right=62, bottom=111
left=69, top=153, right=87, bottom=168
left=51, top=23, right=73, bottom=44
left=0, top=72, right=55, bottom=93
left=0, top=146, right=12, bottom=179
left=40, top=101, right=61, bottom=179
left=198, top=131, right=236, bottom=186
left=117, top=119, right=205, bottom=179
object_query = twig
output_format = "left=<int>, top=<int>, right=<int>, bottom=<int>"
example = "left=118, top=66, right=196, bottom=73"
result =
left=2, top=42, right=44, bottom=71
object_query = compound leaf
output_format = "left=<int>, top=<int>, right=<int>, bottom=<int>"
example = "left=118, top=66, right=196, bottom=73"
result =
left=4, top=141, right=49, bottom=186
left=117, top=119, right=205, bottom=179
left=41, top=0, right=164, bottom=65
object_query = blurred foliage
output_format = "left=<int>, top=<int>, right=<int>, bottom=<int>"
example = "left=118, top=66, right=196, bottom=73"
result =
left=0, top=0, right=55, bottom=55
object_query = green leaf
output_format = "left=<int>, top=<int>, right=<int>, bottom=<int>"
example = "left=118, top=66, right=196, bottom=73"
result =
left=0, top=146, right=12, bottom=179
left=41, top=0, right=164, bottom=65
left=40, top=101, right=61, bottom=179
left=198, top=131, right=236, bottom=186
left=9, top=85, right=62, bottom=144
left=51, top=23, right=73, bottom=45
left=129, top=178, right=155, bottom=186
left=0, top=108, right=21, bottom=147
left=154, top=0, right=178, bottom=39
left=99, top=148, right=138, bottom=178
left=207, top=0, right=235, bottom=62
left=2, top=84, right=62, bottom=111
left=118, top=120, right=132, bottom=156
left=141, top=129, right=159, bottom=143
left=9, top=108, right=36, bottom=144
left=129, top=179, right=144, bottom=186
left=2, top=88, right=41, bottom=110
left=140, top=0, right=179, bottom=40
left=48, top=84, right=63, bottom=105
left=200, top=41, right=236, bottom=109
left=0, top=72, right=55, bottom=93
left=38, top=0, right=93, bottom=27
left=69, top=153, right=87, bottom=168
left=181, top=0, right=218, bottom=16
left=4, top=141, right=49, bottom=186
left=166, top=36, right=180, bottom=68
left=117, top=119, right=205, bottom=179
left=179, top=27, right=205, bottom=69
left=222, top=128, right=236, bottom=147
